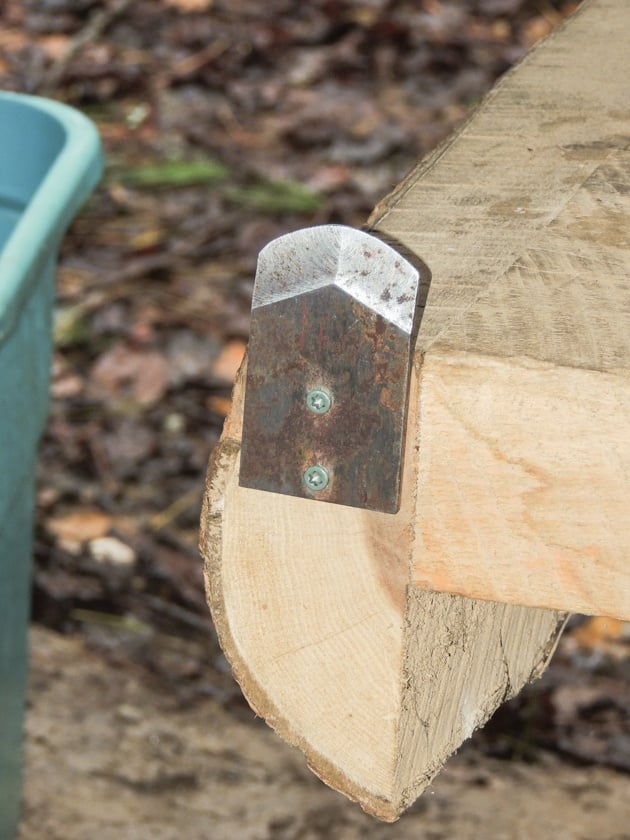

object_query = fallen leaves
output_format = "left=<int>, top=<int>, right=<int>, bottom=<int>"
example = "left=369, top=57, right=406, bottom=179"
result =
left=552, top=681, right=630, bottom=772
left=100, top=418, right=157, bottom=478
left=89, top=536, right=137, bottom=568
left=46, top=508, right=113, bottom=554
left=566, top=616, right=630, bottom=662
left=165, top=331, right=221, bottom=386
left=47, top=508, right=112, bottom=542
left=206, top=394, right=232, bottom=418
left=211, top=340, right=246, bottom=384
left=91, top=343, right=170, bottom=407
left=163, top=0, right=214, bottom=12
left=572, top=616, right=628, bottom=646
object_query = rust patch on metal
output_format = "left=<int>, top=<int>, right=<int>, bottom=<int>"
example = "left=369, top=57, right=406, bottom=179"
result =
left=240, top=287, right=412, bottom=512
left=238, top=225, right=420, bottom=513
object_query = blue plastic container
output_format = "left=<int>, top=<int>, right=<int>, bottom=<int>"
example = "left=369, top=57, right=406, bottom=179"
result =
left=0, top=92, right=102, bottom=837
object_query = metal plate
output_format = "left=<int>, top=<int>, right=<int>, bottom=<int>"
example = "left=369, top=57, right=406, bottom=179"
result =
left=239, top=225, right=421, bottom=513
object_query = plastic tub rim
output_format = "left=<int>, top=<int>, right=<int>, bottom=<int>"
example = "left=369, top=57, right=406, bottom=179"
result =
left=0, top=92, right=103, bottom=347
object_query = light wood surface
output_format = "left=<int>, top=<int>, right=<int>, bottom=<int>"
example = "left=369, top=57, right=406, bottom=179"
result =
left=411, top=351, right=629, bottom=617
left=203, top=364, right=564, bottom=819
left=369, top=0, right=630, bottom=619
left=201, top=0, right=628, bottom=820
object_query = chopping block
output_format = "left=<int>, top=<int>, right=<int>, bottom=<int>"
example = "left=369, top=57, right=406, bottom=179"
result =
left=201, top=0, right=630, bottom=820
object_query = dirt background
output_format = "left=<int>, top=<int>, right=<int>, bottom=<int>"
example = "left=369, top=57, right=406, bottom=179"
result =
left=0, top=0, right=628, bottom=836
left=18, top=626, right=630, bottom=839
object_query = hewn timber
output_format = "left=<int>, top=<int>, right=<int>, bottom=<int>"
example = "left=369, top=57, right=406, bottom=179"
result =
left=201, top=0, right=628, bottom=820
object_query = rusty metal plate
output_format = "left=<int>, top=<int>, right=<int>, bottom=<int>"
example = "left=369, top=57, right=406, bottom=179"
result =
left=239, top=225, right=421, bottom=513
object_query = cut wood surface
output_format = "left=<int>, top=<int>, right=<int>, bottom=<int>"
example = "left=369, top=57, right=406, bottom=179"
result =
left=201, top=0, right=628, bottom=820
left=370, top=0, right=630, bottom=618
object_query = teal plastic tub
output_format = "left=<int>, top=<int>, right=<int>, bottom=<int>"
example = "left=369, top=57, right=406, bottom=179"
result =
left=0, top=92, right=102, bottom=836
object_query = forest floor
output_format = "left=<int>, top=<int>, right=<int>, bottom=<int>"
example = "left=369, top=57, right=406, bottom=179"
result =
left=0, top=0, right=628, bottom=836
left=17, top=626, right=630, bottom=839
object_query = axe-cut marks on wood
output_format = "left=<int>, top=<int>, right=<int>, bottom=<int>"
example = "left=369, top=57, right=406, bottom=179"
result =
left=433, top=156, right=630, bottom=370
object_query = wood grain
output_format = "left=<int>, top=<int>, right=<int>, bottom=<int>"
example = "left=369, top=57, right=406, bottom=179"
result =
left=370, top=0, right=630, bottom=619
left=201, top=0, right=627, bottom=820
left=412, top=350, right=630, bottom=617
left=203, top=362, right=415, bottom=818
left=203, top=363, right=565, bottom=819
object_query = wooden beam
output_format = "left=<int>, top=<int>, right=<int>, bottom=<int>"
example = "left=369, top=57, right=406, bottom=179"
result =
left=410, top=349, right=630, bottom=618
left=203, top=356, right=565, bottom=820
left=370, top=0, right=630, bottom=620
left=201, top=0, right=628, bottom=820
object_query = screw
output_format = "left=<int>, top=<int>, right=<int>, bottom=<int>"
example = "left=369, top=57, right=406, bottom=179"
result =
left=303, top=465, right=329, bottom=492
left=306, top=389, right=331, bottom=415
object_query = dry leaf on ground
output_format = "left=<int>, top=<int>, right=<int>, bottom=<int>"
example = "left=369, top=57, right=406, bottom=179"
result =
left=47, top=510, right=113, bottom=547
left=90, top=343, right=170, bottom=406
left=211, top=339, right=246, bottom=383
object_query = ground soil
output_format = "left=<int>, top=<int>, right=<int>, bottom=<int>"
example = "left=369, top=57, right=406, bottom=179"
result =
left=17, top=627, right=630, bottom=839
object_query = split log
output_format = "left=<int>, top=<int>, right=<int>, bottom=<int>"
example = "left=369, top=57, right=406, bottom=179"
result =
left=201, top=0, right=629, bottom=821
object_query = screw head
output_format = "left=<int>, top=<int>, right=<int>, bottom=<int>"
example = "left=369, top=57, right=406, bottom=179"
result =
left=303, top=465, right=329, bottom=492
left=306, top=389, right=331, bottom=415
